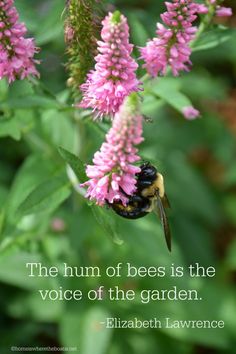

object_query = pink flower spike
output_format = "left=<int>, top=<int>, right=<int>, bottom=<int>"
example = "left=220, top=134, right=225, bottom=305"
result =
left=81, top=93, right=144, bottom=206
left=0, top=0, right=39, bottom=83
left=182, top=106, right=200, bottom=120
left=216, top=7, right=232, bottom=18
left=140, top=0, right=201, bottom=77
left=79, top=11, right=140, bottom=119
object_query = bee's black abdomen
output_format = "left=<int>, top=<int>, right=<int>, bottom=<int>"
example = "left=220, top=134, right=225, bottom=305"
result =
left=110, top=195, right=150, bottom=219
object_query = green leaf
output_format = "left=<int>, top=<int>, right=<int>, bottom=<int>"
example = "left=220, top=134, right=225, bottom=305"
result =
left=4, top=95, right=60, bottom=110
left=147, top=78, right=192, bottom=114
left=58, top=146, right=87, bottom=183
left=192, top=27, right=236, bottom=52
left=0, top=79, right=8, bottom=100
left=0, top=185, right=7, bottom=235
left=0, top=209, right=5, bottom=237
left=42, top=110, right=79, bottom=152
left=142, top=94, right=164, bottom=118
left=146, top=78, right=192, bottom=114
left=91, top=205, right=123, bottom=245
left=0, top=108, right=35, bottom=141
left=8, top=80, right=34, bottom=97
left=128, top=12, right=149, bottom=46
left=167, top=153, right=220, bottom=225
left=36, top=25, right=63, bottom=46
left=59, top=146, right=123, bottom=245
left=7, top=292, right=63, bottom=322
left=0, top=250, right=54, bottom=290
left=0, top=116, right=21, bottom=140
left=80, top=307, right=113, bottom=354
left=60, top=307, right=113, bottom=354
left=35, top=0, right=64, bottom=45
left=6, top=154, right=62, bottom=224
left=17, top=175, right=71, bottom=217
left=15, top=0, right=38, bottom=32
left=85, top=119, right=107, bottom=138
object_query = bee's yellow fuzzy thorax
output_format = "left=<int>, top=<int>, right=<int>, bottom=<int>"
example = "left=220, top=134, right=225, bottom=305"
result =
left=141, top=173, right=165, bottom=199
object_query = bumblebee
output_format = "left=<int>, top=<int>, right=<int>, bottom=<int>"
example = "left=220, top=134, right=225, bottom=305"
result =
left=108, top=162, right=171, bottom=252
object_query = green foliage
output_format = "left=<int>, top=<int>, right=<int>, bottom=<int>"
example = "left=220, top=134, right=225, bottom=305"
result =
left=16, top=175, right=71, bottom=218
left=58, top=146, right=87, bottom=183
left=145, top=78, right=193, bottom=114
left=5, top=154, right=63, bottom=224
left=58, top=147, right=123, bottom=244
left=0, top=1, right=236, bottom=353
left=61, top=307, right=113, bottom=354
left=91, top=204, right=123, bottom=245
left=0, top=115, right=21, bottom=141
left=192, top=26, right=236, bottom=52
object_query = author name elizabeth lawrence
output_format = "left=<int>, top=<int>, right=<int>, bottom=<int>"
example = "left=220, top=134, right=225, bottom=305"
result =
left=103, top=317, right=225, bottom=329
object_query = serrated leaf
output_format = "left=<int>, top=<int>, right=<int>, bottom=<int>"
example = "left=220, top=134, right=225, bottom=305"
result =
left=17, top=175, right=71, bottom=217
left=192, top=27, right=236, bottom=52
left=91, top=204, right=123, bottom=245
left=58, top=146, right=87, bottom=183
left=6, top=154, right=62, bottom=224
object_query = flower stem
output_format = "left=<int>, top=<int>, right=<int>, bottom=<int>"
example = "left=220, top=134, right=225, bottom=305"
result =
left=191, top=3, right=216, bottom=46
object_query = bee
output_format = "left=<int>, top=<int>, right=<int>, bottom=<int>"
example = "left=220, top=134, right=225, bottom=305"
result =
left=108, top=162, right=171, bottom=252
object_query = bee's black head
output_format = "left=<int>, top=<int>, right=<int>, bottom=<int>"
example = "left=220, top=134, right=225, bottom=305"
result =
left=137, top=162, right=157, bottom=182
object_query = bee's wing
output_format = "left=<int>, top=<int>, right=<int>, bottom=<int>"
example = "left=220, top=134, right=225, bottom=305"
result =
left=155, top=196, right=172, bottom=252
left=162, top=193, right=171, bottom=209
